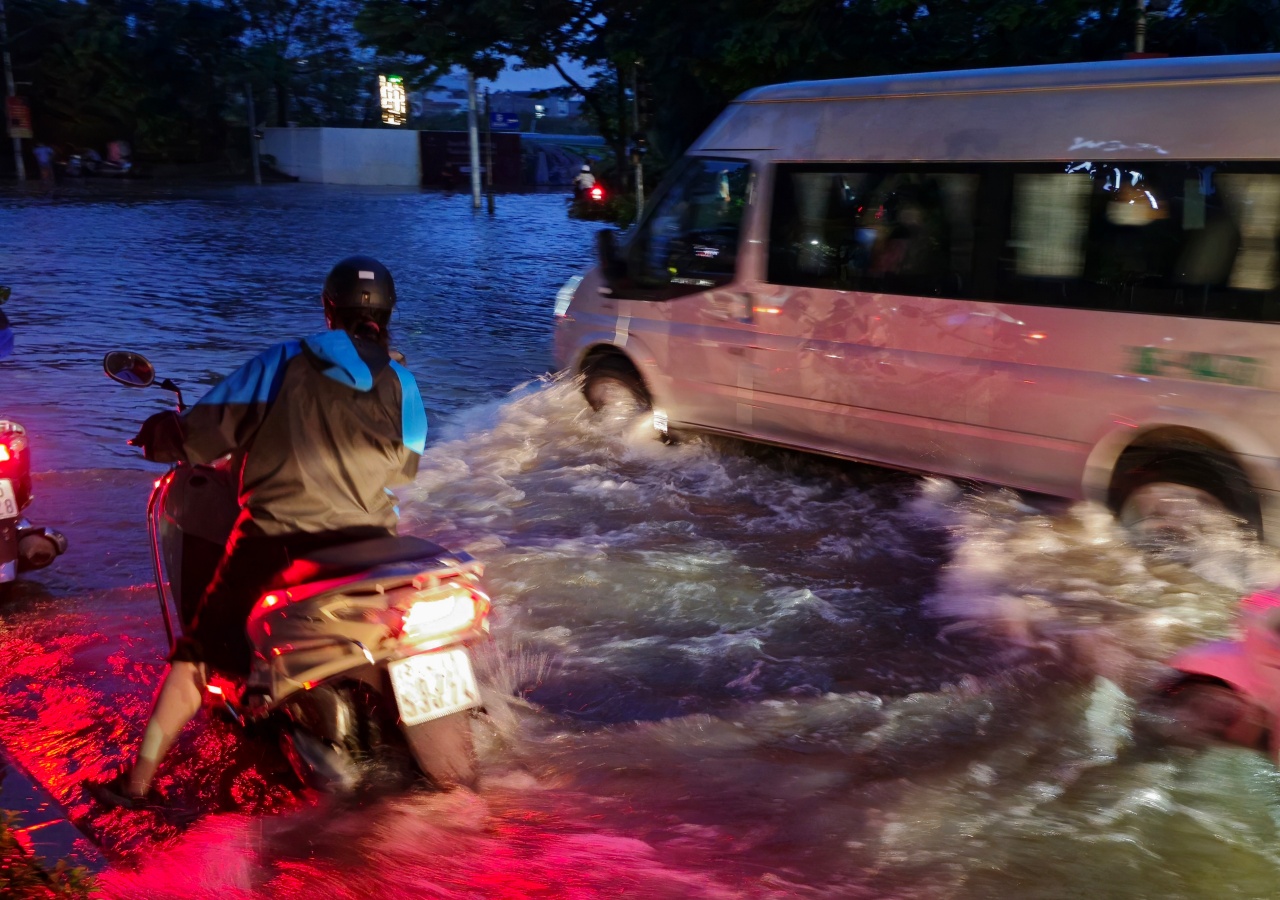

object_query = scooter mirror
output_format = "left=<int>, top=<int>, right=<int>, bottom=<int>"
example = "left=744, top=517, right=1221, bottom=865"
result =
left=103, top=350, right=156, bottom=388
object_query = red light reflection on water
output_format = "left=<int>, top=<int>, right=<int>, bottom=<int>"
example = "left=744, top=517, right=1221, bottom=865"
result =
left=0, top=594, right=300, bottom=861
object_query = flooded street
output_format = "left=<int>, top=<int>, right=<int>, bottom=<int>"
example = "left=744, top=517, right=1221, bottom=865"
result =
left=4, top=182, right=1280, bottom=898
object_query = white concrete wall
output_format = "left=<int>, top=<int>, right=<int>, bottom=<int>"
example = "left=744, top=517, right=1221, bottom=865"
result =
left=261, top=128, right=326, bottom=183
left=261, top=127, right=421, bottom=186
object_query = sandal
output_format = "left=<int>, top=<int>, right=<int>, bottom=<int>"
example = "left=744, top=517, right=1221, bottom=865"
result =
left=86, top=771, right=164, bottom=811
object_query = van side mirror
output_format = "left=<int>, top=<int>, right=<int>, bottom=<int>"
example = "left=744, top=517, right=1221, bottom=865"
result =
left=596, top=229, right=628, bottom=285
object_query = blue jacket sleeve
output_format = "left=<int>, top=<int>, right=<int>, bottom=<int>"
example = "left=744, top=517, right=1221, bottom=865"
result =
left=389, top=360, right=427, bottom=484
left=181, top=341, right=302, bottom=464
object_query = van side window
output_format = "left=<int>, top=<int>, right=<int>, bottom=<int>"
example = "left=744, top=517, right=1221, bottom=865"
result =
left=629, top=158, right=751, bottom=298
left=769, top=166, right=979, bottom=297
left=768, top=160, right=1280, bottom=321
left=1000, top=162, right=1280, bottom=320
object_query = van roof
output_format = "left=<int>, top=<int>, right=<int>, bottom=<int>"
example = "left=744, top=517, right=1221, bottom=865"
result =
left=735, top=53, right=1280, bottom=104
left=693, top=53, right=1280, bottom=161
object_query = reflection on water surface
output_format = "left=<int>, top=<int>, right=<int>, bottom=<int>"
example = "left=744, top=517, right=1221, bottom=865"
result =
left=2, top=184, right=1280, bottom=898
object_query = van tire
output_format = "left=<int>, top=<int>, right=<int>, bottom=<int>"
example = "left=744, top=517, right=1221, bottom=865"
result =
left=1112, top=449, right=1259, bottom=540
left=583, top=359, right=651, bottom=416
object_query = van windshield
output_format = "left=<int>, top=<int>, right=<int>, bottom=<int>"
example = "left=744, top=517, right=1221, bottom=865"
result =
left=628, top=158, right=751, bottom=297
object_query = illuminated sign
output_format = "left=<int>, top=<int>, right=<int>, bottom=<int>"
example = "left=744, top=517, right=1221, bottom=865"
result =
left=379, top=75, right=407, bottom=126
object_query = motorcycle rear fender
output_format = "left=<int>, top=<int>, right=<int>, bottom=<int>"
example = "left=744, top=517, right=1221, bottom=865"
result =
left=252, top=627, right=488, bottom=709
left=1167, top=640, right=1267, bottom=699
left=252, top=640, right=383, bottom=705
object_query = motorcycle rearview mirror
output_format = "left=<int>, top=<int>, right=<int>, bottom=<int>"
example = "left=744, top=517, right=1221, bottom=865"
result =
left=103, top=350, right=156, bottom=387
left=103, top=350, right=187, bottom=410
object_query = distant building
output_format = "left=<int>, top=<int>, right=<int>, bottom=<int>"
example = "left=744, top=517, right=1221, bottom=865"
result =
left=410, top=75, right=589, bottom=132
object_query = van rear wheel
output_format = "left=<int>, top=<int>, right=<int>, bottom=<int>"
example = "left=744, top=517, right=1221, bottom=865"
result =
left=1113, top=451, right=1258, bottom=541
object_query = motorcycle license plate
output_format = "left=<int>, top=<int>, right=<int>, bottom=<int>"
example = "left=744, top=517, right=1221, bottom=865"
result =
left=388, top=648, right=480, bottom=726
left=0, top=479, right=16, bottom=518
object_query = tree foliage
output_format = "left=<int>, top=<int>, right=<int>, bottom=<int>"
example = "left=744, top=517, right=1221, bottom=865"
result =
left=12, top=0, right=1280, bottom=170
left=355, top=0, right=1280, bottom=179
left=7, top=0, right=386, bottom=163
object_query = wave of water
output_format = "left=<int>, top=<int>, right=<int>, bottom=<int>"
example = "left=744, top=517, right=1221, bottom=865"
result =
left=5, top=185, right=1280, bottom=898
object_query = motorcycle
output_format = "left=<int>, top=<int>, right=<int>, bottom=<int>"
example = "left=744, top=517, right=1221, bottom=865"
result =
left=103, top=349, right=492, bottom=792
left=1141, top=588, right=1280, bottom=762
left=0, top=288, right=69, bottom=600
left=0, top=420, right=69, bottom=600
left=568, top=182, right=609, bottom=221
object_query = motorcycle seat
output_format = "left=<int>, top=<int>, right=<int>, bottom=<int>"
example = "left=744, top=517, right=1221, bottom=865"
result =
left=273, top=535, right=450, bottom=588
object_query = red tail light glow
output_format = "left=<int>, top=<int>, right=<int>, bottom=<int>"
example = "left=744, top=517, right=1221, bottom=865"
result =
left=589, top=185, right=605, bottom=202
left=0, top=432, right=22, bottom=463
left=401, top=584, right=491, bottom=645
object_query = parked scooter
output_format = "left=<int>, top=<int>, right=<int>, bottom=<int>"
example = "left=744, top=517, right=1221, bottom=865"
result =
left=104, top=349, right=492, bottom=791
left=0, top=421, right=69, bottom=600
left=1142, top=589, right=1280, bottom=762
left=0, top=288, right=68, bottom=599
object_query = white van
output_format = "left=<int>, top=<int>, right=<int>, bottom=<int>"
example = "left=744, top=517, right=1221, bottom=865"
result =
left=553, top=54, right=1280, bottom=542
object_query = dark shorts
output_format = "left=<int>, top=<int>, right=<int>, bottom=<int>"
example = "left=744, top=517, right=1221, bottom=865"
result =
left=171, top=525, right=391, bottom=675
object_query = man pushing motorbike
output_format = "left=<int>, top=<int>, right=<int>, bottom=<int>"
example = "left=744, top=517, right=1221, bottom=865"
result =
left=90, top=255, right=427, bottom=809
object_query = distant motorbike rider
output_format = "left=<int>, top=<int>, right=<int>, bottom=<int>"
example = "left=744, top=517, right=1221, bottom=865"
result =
left=572, top=163, right=596, bottom=200
left=90, top=255, right=428, bottom=809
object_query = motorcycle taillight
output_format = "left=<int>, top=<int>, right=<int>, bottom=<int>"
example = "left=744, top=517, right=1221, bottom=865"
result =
left=399, top=583, right=491, bottom=645
left=0, top=431, right=23, bottom=465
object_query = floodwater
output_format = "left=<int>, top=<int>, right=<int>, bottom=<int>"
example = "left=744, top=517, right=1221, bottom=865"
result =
left=3, top=182, right=1280, bottom=899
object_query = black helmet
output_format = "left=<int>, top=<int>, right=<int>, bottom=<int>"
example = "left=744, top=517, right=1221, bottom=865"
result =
left=321, top=255, right=396, bottom=312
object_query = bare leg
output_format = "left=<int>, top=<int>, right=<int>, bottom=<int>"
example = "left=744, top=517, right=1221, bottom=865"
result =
left=127, top=660, right=207, bottom=797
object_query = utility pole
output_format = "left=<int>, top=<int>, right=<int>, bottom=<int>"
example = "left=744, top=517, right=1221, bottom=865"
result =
left=0, top=0, right=24, bottom=181
left=466, top=71, right=481, bottom=209
left=245, top=83, right=261, bottom=185
left=484, top=86, right=494, bottom=214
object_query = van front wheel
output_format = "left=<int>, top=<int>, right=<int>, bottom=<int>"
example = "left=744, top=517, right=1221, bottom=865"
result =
left=583, top=361, right=651, bottom=417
